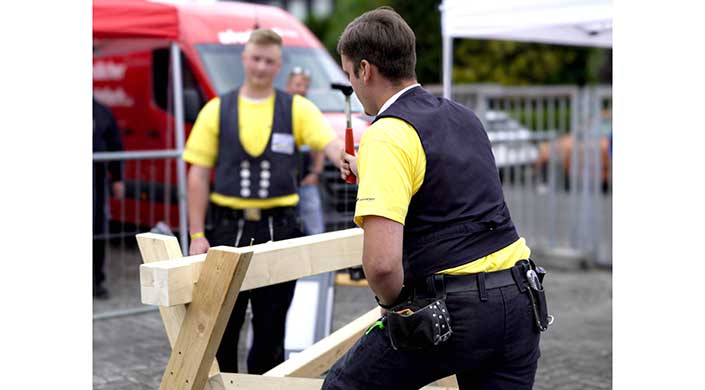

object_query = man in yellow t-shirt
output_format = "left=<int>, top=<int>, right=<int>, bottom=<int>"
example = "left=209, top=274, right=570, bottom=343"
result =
left=183, top=29, right=343, bottom=375
left=324, top=8, right=542, bottom=390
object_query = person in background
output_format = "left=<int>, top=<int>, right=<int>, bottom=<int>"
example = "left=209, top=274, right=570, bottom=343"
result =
left=183, top=29, right=344, bottom=374
left=286, top=66, right=326, bottom=236
left=93, top=97, right=125, bottom=299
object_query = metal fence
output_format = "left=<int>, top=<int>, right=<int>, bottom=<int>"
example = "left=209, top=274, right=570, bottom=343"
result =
left=93, top=82, right=612, bottom=318
left=92, top=151, right=187, bottom=319
left=428, top=84, right=612, bottom=268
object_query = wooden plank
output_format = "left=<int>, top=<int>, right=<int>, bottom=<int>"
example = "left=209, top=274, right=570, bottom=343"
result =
left=137, top=233, right=191, bottom=344
left=141, top=228, right=363, bottom=307
left=213, top=373, right=456, bottom=390
left=136, top=233, right=221, bottom=379
left=434, top=375, right=459, bottom=388
left=140, top=254, right=206, bottom=306
left=160, top=247, right=253, bottom=390
left=136, top=233, right=220, bottom=376
left=216, top=373, right=324, bottom=390
left=264, top=307, right=380, bottom=378
left=136, top=232, right=183, bottom=263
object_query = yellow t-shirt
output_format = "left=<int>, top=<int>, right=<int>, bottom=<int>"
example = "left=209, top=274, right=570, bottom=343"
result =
left=183, top=93, right=336, bottom=209
left=354, top=117, right=530, bottom=274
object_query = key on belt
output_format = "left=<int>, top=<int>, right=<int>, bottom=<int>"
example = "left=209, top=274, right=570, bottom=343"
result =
left=244, top=208, right=261, bottom=222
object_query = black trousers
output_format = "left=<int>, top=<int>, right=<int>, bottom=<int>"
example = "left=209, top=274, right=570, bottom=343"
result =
left=93, top=183, right=108, bottom=288
left=206, top=204, right=303, bottom=374
left=93, top=239, right=106, bottom=287
left=323, top=268, right=541, bottom=389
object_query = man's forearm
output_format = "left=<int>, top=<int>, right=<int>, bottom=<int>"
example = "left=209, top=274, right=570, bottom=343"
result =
left=361, top=216, right=405, bottom=307
left=323, top=138, right=344, bottom=169
left=363, top=259, right=404, bottom=306
left=187, top=166, right=211, bottom=234
left=311, top=150, right=325, bottom=174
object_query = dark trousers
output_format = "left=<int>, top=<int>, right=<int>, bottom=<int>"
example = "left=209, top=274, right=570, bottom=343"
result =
left=93, top=185, right=107, bottom=288
left=206, top=204, right=303, bottom=374
left=323, top=271, right=541, bottom=389
left=93, top=239, right=106, bottom=287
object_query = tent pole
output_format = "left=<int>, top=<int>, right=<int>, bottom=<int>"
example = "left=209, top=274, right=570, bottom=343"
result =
left=171, top=42, right=190, bottom=256
left=442, top=34, right=453, bottom=99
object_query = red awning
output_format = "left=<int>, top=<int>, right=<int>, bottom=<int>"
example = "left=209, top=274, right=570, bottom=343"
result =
left=93, top=0, right=179, bottom=40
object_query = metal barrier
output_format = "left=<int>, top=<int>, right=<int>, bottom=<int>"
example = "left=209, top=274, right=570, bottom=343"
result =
left=428, top=84, right=612, bottom=267
left=94, top=82, right=612, bottom=319
left=92, top=151, right=187, bottom=318
left=93, top=43, right=189, bottom=318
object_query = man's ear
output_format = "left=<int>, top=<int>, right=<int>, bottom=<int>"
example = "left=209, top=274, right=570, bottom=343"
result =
left=360, top=59, right=373, bottom=83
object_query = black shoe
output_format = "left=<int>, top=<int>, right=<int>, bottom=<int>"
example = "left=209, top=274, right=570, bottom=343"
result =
left=93, top=285, right=110, bottom=300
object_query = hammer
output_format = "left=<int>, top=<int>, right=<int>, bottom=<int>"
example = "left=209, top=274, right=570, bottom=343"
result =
left=331, top=82, right=356, bottom=184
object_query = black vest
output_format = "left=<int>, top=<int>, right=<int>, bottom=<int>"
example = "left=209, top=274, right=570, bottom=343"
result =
left=214, top=89, right=298, bottom=201
left=374, top=86, right=519, bottom=283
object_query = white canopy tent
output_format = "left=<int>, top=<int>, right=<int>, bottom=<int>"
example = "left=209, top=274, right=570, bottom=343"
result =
left=440, top=0, right=613, bottom=98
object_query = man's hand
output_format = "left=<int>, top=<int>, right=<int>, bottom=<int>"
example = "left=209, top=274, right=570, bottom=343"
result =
left=112, top=181, right=125, bottom=200
left=300, top=172, right=320, bottom=186
left=340, top=152, right=358, bottom=181
left=189, top=236, right=210, bottom=255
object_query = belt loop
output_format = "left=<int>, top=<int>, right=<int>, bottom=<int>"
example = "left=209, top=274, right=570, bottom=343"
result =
left=425, top=276, right=435, bottom=298
left=510, top=265, right=527, bottom=293
left=234, top=219, right=245, bottom=247
left=477, top=272, right=488, bottom=301
left=433, top=274, right=446, bottom=298
left=268, top=216, right=274, bottom=242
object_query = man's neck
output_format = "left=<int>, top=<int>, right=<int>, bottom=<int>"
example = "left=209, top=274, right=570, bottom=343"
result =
left=241, top=83, right=274, bottom=100
left=373, top=79, right=418, bottom=115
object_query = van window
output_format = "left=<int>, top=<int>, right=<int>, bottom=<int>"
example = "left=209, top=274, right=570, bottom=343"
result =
left=152, top=48, right=206, bottom=123
left=196, top=45, right=363, bottom=113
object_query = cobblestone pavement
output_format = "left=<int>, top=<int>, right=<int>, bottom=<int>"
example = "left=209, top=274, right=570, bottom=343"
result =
left=94, top=248, right=612, bottom=389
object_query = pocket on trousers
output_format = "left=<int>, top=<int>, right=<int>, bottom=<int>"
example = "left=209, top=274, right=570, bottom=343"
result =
left=387, top=298, right=453, bottom=351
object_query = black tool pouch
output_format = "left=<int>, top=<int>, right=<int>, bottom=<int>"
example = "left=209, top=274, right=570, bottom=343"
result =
left=522, top=260, right=552, bottom=332
left=386, top=276, right=453, bottom=351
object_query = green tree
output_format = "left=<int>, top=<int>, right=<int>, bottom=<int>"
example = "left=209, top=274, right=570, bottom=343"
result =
left=304, top=0, right=385, bottom=59
left=452, top=40, right=609, bottom=85
left=385, top=0, right=442, bottom=85
left=305, top=1, right=610, bottom=86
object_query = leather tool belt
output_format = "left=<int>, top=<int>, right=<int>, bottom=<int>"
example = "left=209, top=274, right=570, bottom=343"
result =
left=385, top=259, right=553, bottom=351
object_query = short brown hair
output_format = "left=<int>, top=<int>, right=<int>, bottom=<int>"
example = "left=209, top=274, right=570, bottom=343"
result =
left=247, top=28, right=282, bottom=47
left=337, top=7, right=416, bottom=83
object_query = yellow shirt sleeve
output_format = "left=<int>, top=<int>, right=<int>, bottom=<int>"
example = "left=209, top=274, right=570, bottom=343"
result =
left=353, top=117, right=425, bottom=227
left=292, top=95, right=336, bottom=151
left=183, top=97, right=221, bottom=167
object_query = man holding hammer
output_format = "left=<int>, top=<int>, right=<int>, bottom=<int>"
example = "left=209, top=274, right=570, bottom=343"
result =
left=328, top=7, right=548, bottom=389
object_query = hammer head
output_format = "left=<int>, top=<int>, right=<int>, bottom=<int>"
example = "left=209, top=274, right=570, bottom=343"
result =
left=331, top=82, right=354, bottom=96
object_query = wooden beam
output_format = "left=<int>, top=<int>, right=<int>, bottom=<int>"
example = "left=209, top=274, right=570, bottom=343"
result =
left=160, top=247, right=253, bottom=390
left=140, top=253, right=206, bottom=306
left=264, top=307, right=380, bottom=378
left=136, top=233, right=221, bottom=379
left=213, top=373, right=457, bottom=390
left=141, top=228, right=363, bottom=307
left=216, top=373, right=324, bottom=389
left=434, top=375, right=459, bottom=388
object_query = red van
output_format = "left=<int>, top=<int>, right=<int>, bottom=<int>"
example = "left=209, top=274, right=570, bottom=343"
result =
left=93, top=0, right=367, bottom=234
